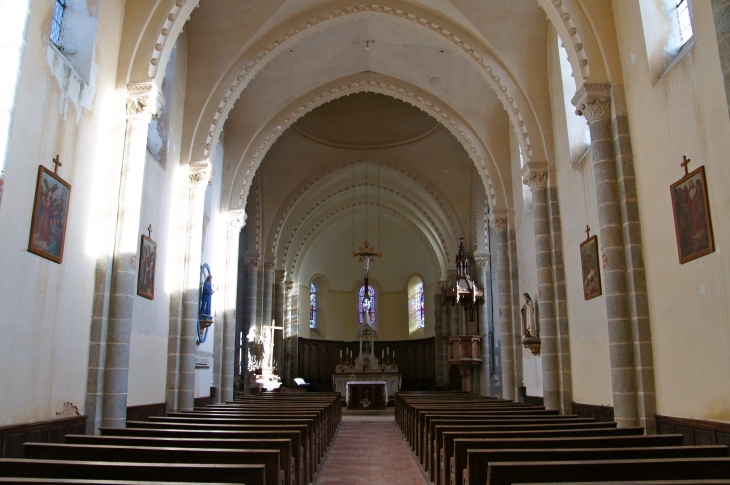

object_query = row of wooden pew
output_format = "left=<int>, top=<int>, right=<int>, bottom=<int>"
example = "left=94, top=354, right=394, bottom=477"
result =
left=0, top=392, right=341, bottom=485
left=395, top=391, right=730, bottom=485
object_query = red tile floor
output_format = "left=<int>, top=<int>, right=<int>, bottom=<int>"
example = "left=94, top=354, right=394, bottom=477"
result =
left=314, top=413, right=429, bottom=484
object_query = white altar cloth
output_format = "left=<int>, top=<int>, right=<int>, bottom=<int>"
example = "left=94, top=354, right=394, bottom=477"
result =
left=346, top=381, right=388, bottom=406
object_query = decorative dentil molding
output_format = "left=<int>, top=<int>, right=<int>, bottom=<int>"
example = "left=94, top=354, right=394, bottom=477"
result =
left=474, top=257, right=490, bottom=269
left=148, top=0, right=201, bottom=78
left=126, top=83, right=165, bottom=121
left=263, top=260, right=276, bottom=272
left=521, top=161, right=549, bottom=190
left=244, top=258, right=260, bottom=269
left=572, top=82, right=612, bottom=123
left=489, top=210, right=509, bottom=232
left=228, top=210, right=247, bottom=232
left=189, top=161, right=212, bottom=188
left=548, top=0, right=590, bottom=79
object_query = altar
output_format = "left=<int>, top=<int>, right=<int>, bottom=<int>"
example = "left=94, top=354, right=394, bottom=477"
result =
left=332, top=371, right=401, bottom=405
left=346, top=381, right=388, bottom=409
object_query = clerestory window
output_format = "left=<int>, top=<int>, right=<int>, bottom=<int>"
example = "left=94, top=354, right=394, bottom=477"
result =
left=51, top=0, right=67, bottom=46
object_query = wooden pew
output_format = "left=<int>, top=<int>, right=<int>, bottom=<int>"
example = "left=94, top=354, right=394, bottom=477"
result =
left=516, top=481, right=730, bottom=485
left=437, top=427, right=646, bottom=485
left=454, top=434, right=687, bottom=485
left=0, top=459, right=265, bottom=485
left=64, top=435, right=295, bottom=485
left=23, top=444, right=283, bottom=485
left=98, top=427, right=306, bottom=485
left=485, top=458, right=730, bottom=485
left=0, top=480, right=242, bottom=484
left=462, top=446, right=729, bottom=485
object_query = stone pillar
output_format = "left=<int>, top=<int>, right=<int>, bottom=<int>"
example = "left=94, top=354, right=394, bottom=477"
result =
left=474, top=257, right=491, bottom=396
left=102, top=83, right=164, bottom=427
left=221, top=210, right=246, bottom=403
left=548, top=186, right=573, bottom=414
left=274, top=269, right=286, bottom=377
left=289, top=289, right=299, bottom=383
left=178, top=162, right=212, bottom=410
left=521, top=162, right=560, bottom=411
left=242, top=258, right=260, bottom=395
left=712, top=0, right=730, bottom=120
left=439, top=283, right=450, bottom=385
left=284, top=281, right=294, bottom=385
left=573, top=83, right=639, bottom=427
left=508, top=229, right=524, bottom=402
left=489, top=211, right=514, bottom=401
left=433, top=292, right=446, bottom=386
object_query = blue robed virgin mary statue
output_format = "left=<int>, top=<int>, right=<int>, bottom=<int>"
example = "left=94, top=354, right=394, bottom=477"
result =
left=200, top=275, right=214, bottom=317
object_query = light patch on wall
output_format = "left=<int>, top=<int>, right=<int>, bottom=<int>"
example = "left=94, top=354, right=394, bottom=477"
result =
left=700, top=283, right=707, bottom=295
left=45, top=43, right=96, bottom=121
left=84, top=89, right=121, bottom=258
left=164, top=165, right=188, bottom=294
left=213, top=216, right=228, bottom=312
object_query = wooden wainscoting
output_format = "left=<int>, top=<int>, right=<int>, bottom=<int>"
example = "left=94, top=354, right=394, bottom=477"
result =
left=0, top=415, right=87, bottom=458
left=571, top=402, right=615, bottom=422
left=194, top=395, right=213, bottom=407
left=298, top=337, right=436, bottom=392
left=524, top=395, right=544, bottom=406
left=126, top=402, right=167, bottom=422
left=656, top=414, right=730, bottom=446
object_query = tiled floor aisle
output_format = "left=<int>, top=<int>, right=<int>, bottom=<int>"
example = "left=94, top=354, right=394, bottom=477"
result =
left=314, top=414, right=429, bottom=485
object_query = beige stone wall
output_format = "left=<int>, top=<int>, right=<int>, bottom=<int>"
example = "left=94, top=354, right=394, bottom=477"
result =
left=0, top=0, right=126, bottom=425
left=613, top=0, right=730, bottom=422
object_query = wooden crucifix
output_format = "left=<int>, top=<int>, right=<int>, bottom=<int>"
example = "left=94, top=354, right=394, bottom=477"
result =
left=351, top=240, right=382, bottom=281
left=681, top=155, right=691, bottom=176
left=147, top=225, right=153, bottom=238
left=52, top=155, right=62, bottom=174
left=585, top=225, right=591, bottom=240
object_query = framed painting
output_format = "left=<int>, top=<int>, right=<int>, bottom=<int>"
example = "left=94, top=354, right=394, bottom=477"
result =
left=580, top=235, right=602, bottom=300
left=137, top=235, right=158, bottom=300
left=670, top=165, right=714, bottom=264
left=28, top=166, right=71, bottom=263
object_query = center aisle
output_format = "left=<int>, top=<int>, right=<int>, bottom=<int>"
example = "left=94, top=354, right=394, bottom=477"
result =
left=314, top=411, right=429, bottom=485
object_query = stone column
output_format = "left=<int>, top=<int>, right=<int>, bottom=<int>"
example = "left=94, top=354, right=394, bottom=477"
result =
left=221, top=210, right=246, bottom=403
left=712, top=0, right=730, bottom=120
left=274, top=269, right=286, bottom=377
left=284, top=281, right=294, bottom=385
left=242, top=258, right=260, bottom=395
left=548, top=186, right=573, bottom=413
left=433, top=292, right=446, bottom=386
left=521, top=162, right=560, bottom=411
left=573, top=83, right=639, bottom=427
left=489, top=211, right=514, bottom=401
left=102, top=83, right=164, bottom=427
left=474, top=257, right=491, bottom=396
left=508, top=229, right=524, bottom=402
left=177, top=162, right=212, bottom=410
left=289, top=288, right=299, bottom=383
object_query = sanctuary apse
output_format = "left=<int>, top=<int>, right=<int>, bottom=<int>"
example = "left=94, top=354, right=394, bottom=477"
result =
left=2, top=0, right=730, bottom=463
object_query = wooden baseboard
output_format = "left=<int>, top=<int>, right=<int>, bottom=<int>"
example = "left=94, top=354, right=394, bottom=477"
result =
left=524, top=395, right=544, bottom=406
left=0, top=415, right=87, bottom=458
left=571, top=402, right=615, bottom=422
left=126, top=402, right=166, bottom=422
left=656, top=414, right=730, bottom=446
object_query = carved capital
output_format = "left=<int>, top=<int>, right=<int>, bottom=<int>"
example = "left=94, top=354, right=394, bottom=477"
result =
left=189, top=161, right=212, bottom=188
left=284, top=281, right=294, bottom=296
left=572, top=82, right=612, bottom=123
left=263, top=260, right=276, bottom=272
left=521, top=161, right=549, bottom=191
left=488, top=210, right=508, bottom=232
left=228, top=210, right=247, bottom=232
left=275, top=269, right=287, bottom=284
left=244, top=258, right=260, bottom=269
left=126, top=83, right=165, bottom=121
left=474, top=257, right=490, bottom=269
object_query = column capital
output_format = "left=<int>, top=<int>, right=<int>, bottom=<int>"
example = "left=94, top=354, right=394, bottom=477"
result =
left=228, top=210, right=247, bottom=232
left=126, top=83, right=165, bottom=121
left=521, top=161, right=549, bottom=191
left=474, top=256, right=490, bottom=269
left=263, top=260, right=276, bottom=272
left=572, top=82, right=612, bottom=123
left=244, top=257, right=260, bottom=269
left=189, top=161, right=212, bottom=188
left=488, top=210, right=509, bottom=232
left=284, top=281, right=294, bottom=295
left=275, top=269, right=287, bottom=283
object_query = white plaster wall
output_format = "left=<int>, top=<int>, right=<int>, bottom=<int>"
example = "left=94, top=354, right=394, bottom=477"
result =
left=297, top=212, right=437, bottom=343
left=614, top=1, right=730, bottom=422
left=0, top=0, right=126, bottom=424
left=546, top=28, right=613, bottom=407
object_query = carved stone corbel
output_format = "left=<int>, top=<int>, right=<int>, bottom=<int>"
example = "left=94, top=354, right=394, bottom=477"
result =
left=521, top=162, right=549, bottom=191
left=571, top=83, right=612, bottom=124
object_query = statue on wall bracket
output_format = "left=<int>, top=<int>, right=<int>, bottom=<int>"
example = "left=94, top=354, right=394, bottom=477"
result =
left=521, top=292, right=541, bottom=355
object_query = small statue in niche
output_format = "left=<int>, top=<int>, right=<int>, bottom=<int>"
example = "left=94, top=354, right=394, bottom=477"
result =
left=200, top=275, right=214, bottom=317
left=521, top=292, right=541, bottom=355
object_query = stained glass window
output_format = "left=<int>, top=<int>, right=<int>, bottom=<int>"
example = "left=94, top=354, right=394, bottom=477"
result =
left=309, top=283, right=316, bottom=329
left=359, top=286, right=376, bottom=326
left=408, top=277, right=425, bottom=334
left=416, top=282, right=425, bottom=329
